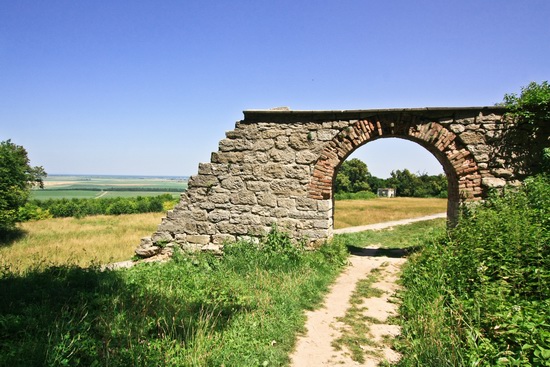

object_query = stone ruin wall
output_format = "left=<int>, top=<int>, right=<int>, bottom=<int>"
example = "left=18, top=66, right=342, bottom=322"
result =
left=136, top=107, right=523, bottom=258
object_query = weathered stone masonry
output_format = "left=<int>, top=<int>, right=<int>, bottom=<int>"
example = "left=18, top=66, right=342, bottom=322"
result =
left=137, top=106, right=526, bottom=257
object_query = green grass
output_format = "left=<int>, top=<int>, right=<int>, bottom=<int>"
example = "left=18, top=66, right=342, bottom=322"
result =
left=334, top=217, right=446, bottom=251
left=0, top=227, right=349, bottom=366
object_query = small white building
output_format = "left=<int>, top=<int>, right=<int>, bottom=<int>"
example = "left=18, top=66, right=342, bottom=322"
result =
left=377, top=188, right=396, bottom=198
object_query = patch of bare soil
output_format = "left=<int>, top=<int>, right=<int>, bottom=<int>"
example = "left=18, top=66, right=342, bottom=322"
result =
left=289, top=251, right=405, bottom=366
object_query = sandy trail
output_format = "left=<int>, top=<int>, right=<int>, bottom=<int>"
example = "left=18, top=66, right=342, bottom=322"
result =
left=290, top=252, right=405, bottom=366
left=290, top=213, right=444, bottom=366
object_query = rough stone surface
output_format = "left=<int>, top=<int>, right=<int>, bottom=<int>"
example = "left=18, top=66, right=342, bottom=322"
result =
left=139, top=107, right=540, bottom=253
left=135, top=243, right=161, bottom=258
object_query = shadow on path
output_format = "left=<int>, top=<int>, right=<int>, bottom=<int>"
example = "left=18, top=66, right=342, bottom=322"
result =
left=346, top=245, right=421, bottom=258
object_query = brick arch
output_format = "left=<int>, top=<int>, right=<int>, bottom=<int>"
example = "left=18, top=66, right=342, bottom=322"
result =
left=308, top=118, right=482, bottom=224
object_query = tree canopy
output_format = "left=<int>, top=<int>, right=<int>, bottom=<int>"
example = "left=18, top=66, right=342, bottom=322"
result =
left=334, top=158, right=371, bottom=194
left=0, top=140, right=46, bottom=231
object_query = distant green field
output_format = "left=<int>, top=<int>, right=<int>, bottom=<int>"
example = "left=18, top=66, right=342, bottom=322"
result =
left=31, top=175, right=187, bottom=200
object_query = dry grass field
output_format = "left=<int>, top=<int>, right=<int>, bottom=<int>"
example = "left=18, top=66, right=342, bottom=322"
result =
left=334, top=197, right=447, bottom=229
left=0, top=213, right=163, bottom=273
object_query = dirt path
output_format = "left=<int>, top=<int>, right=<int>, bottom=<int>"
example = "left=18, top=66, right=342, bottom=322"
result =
left=95, top=190, right=109, bottom=199
left=333, top=212, right=446, bottom=234
left=289, top=213, right=444, bottom=366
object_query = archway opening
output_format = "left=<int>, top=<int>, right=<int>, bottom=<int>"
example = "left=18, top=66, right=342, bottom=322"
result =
left=332, top=137, right=451, bottom=230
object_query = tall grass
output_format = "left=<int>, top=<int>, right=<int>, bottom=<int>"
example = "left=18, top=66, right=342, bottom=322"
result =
left=395, top=175, right=550, bottom=366
left=0, top=213, right=162, bottom=273
left=0, top=227, right=348, bottom=366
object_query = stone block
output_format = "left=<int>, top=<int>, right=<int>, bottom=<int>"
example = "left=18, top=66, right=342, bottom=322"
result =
left=253, top=139, right=275, bottom=151
left=230, top=191, right=257, bottom=205
left=317, top=199, right=332, bottom=212
left=152, top=232, right=174, bottom=243
left=201, top=243, right=223, bottom=254
left=256, top=192, right=277, bottom=207
left=275, top=136, right=289, bottom=149
left=218, top=139, right=235, bottom=152
left=289, top=134, right=311, bottom=149
left=186, top=235, right=211, bottom=245
left=482, top=177, right=506, bottom=188
left=296, top=197, right=318, bottom=210
left=270, top=180, right=306, bottom=196
left=317, top=129, right=337, bottom=141
left=188, top=174, right=219, bottom=188
left=246, top=180, right=271, bottom=192
left=296, top=150, right=318, bottom=164
left=459, top=131, right=484, bottom=145
left=262, top=163, right=285, bottom=179
left=212, top=234, right=236, bottom=244
left=284, top=165, right=309, bottom=180
left=221, top=177, right=245, bottom=190
left=208, top=209, right=230, bottom=223
left=269, top=148, right=296, bottom=163
left=135, top=245, right=161, bottom=258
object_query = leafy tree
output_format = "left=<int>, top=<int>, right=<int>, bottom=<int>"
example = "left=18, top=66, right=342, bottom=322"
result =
left=504, top=81, right=550, bottom=125
left=334, top=158, right=371, bottom=193
left=0, top=140, right=46, bottom=231
left=504, top=81, right=550, bottom=173
left=387, top=169, right=419, bottom=197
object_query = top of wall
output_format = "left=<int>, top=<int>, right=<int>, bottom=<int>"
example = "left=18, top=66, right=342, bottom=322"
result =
left=242, top=106, right=507, bottom=123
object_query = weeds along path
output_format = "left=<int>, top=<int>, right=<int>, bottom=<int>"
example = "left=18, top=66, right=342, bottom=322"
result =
left=290, top=251, right=405, bottom=366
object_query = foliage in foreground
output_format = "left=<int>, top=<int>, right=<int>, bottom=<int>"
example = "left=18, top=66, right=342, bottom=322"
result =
left=395, top=175, right=550, bottom=366
left=0, top=227, right=348, bottom=366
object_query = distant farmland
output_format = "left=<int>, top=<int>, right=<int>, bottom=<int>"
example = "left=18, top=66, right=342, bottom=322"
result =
left=32, top=174, right=188, bottom=200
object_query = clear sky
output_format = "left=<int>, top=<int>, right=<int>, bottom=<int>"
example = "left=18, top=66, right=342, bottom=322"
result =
left=1, top=1, right=549, bottom=178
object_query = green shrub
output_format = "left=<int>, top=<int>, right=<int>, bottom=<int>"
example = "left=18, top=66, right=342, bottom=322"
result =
left=396, top=175, right=550, bottom=366
left=23, top=194, right=176, bottom=220
left=334, top=190, right=377, bottom=201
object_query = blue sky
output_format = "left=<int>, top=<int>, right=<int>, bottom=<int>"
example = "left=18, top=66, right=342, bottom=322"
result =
left=1, top=1, right=549, bottom=178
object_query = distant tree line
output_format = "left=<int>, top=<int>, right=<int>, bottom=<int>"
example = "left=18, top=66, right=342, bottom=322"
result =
left=18, top=194, right=178, bottom=221
left=335, top=158, right=447, bottom=199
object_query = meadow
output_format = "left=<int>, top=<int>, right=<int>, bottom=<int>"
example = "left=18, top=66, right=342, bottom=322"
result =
left=0, top=213, right=163, bottom=273
left=334, top=197, right=446, bottom=228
